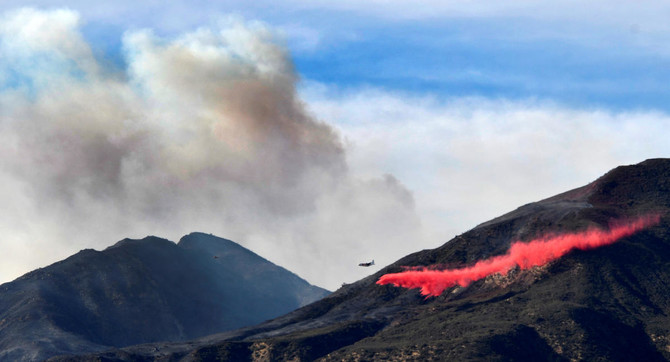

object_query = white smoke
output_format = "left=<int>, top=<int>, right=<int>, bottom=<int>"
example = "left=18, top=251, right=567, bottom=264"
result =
left=0, top=8, right=421, bottom=289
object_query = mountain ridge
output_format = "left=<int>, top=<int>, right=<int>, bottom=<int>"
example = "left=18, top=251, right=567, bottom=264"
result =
left=65, top=158, right=670, bottom=361
left=0, top=233, right=330, bottom=361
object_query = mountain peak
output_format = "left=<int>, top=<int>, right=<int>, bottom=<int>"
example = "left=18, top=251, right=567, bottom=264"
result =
left=105, top=235, right=174, bottom=250
left=586, top=158, right=670, bottom=213
left=476, top=158, right=670, bottom=233
left=178, top=232, right=254, bottom=255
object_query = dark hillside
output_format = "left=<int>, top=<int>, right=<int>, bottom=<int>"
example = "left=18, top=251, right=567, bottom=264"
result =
left=0, top=234, right=329, bottom=361
left=68, top=158, right=670, bottom=361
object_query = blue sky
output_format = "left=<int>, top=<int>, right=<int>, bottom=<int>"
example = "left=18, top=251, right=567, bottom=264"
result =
left=5, top=1, right=668, bottom=111
left=1, top=1, right=669, bottom=289
left=290, top=18, right=668, bottom=111
left=88, top=3, right=670, bottom=111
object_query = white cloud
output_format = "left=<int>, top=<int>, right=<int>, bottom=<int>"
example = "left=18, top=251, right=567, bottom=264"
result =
left=301, top=84, right=670, bottom=243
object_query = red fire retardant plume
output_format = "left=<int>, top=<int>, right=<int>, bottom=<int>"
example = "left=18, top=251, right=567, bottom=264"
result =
left=377, top=215, right=661, bottom=297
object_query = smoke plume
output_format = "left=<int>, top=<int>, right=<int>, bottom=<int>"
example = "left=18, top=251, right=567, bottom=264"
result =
left=377, top=215, right=661, bottom=297
left=0, top=8, right=421, bottom=289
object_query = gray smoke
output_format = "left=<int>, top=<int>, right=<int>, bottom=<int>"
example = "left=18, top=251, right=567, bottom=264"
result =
left=0, top=8, right=421, bottom=289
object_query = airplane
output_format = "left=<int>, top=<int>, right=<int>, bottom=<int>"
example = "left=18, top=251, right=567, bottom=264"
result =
left=358, top=260, right=375, bottom=267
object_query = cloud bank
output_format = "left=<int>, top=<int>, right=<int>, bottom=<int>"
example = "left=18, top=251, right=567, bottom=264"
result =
left=0, top=8, right=420, bottom=289
left=302, top=85, right=670, bottom=244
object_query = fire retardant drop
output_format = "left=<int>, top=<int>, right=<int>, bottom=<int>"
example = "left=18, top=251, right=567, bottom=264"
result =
left=377, top=215, right=661, bottom=297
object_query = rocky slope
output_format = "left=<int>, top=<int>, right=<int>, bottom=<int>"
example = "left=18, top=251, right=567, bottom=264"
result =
left=65, top=158, right=670, bottom=361
left=0, top=233, right=329, bottom=361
